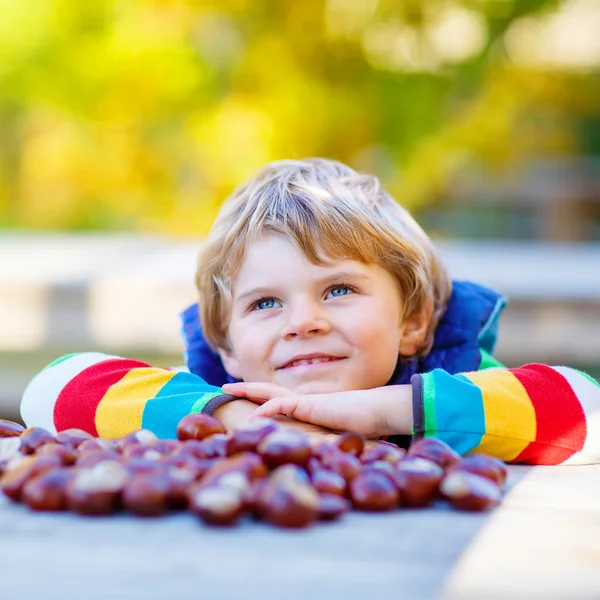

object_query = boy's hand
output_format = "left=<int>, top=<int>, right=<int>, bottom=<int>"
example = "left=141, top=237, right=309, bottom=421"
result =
left=222, top=382, right=414, bottom=439
left=212, top=395, right=337, bottom=440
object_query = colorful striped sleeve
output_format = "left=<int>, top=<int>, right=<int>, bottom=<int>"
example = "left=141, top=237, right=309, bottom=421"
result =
left=411, top=364, right=600, bottom=465
left=20, top=353, right=229, bottom=440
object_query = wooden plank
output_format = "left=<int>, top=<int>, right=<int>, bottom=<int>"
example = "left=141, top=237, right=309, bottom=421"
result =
left=443, top=465, right=600, bottom=599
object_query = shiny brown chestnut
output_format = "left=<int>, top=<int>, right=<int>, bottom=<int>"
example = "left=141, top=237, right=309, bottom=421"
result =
left=349, top=470, right=399, bottom=511
left=176, top=414, right=226, bottom=442
left=78, top=438, right=119, bottom=454
left=189, top=485, right=246, bottom=526
left=201, top=452, right=268, bottom=487
left=19, top=428, right=55, bottom=454
left=0, top=455, right=63, bottom=502
left=452, top=454, right=508, bottom=487
left=0, top=437, right=23, bottom=470
left=163, top=465, right=196, bottom=509
left=257, top=429, right=312, bottom=469
left=0, top=419, right=25, bottom=438
left=21, top=468, right=74, bottom=511
left=35, top=443, right=78, bottom=466
left=226, top=419, right=280, bottom=456
left=439, top=470, right=502, bottom=512
left=317, top=493, right=352, bottom=521
left=393, top=456, right=443, bottom=508
left=336, top=432, right=365, bottom=457
left=115, top=429, right=159, bottom=451
left=122, top=444, right=163, bottom=461
left=76, top=449, right=122, bottom=468
left=360, top=444, right=406, bottom=465
left=256, top=467, right=319, bottom=528
left=321, top=451, right=362, bottom=483
left=65, top=460, right=130, bottom=515
left=201, top=433, right=229, bottom=458
left=361, top=460, right=395, bottom=478
left=310, top=468, right=347, bottom=497
left=122, top=473, right=170, bottom=517
left=54, top=429, right=93, bottom=449
left=407, top=437, right=461, bottom=470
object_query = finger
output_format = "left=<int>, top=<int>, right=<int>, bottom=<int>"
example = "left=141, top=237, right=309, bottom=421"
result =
left=221, top=383, right=248, bottom=397
left=223, top=382, right=293, bottom=402
left=250, top=396, right=301, bottom=419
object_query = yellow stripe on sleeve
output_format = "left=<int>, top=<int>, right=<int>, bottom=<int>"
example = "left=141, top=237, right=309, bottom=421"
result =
left=462, top=369, right=537, bottom=461
left=95, top=368, right=176, bottom=439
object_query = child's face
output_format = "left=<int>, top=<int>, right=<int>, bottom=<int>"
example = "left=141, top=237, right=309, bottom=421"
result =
left=220, top=232, right=412, bottom=394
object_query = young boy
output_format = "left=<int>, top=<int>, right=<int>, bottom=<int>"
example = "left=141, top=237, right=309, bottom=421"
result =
left=21, top=159, right=600, bottom=465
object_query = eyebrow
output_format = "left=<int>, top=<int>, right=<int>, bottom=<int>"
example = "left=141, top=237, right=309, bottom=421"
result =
left=235, top=271, right=371, bottom=304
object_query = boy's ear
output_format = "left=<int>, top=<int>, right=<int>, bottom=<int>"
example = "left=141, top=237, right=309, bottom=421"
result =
left=398, top=302, right=433, bottom=357
left=218, top=347, right=242, bottom=380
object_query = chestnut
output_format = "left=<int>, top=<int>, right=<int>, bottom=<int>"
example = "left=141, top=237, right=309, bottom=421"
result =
left=76, top=449, right=122, bottom=468
left=189, top=485, right=246, bottom=526
left=35, top=443, right=78, bottom=466
left=176, top=414, right=226, bottom=442
left=0, top=419, right=25, bottom=438
left=439, top=470, right=502, bottom=512
left=226, top=419, right=280, bottom=456
left=407, top=438, right=461, bottom=470
left=257, top=468, right=319, bottom=528
left=54, top=429, right=93, bottom=449
left=317, top=493, right=351, bottom=521
left=361, top=460, right=395, bottom=478
left=201, top=452, right=267, bottom=487
left=321, top=451, right=362, bottom=483
left=0, top=437, right=23, bottom=467
left=201, top=433, right=229, bottom=458
left=153, top=440, right=180, bottom=456
left=161, top=455, right=217, bottom=481
left=78, top=438, right=119, bottom=454
left=122, top=473, right=170, bottom=517
left=257, top=429, right=312, bottom=469
left=66, top=460, right=130, bottom=515
left=122, top=445, right=162, bottom=461
left=349, top=471, right=399, bottom=511
left=392, top=456, right=443, bottom=508
left=361, top=444, right=406, bottom=465
left=172, top=439, right=213, bottom=461
left=19, top=427, right=55, bottom=455
left=310, top=468, right=347, bottom=497
left=21, top=468, right=74, bottom=511
left=163, top=466, right=196, bottom=509
left=452, top=454, right=508, bottom=487
left=0, top=456, right=63, bottom=502
left=336, top=432, right=365, bottom=457
left=115, top=429, right=159, bottom=451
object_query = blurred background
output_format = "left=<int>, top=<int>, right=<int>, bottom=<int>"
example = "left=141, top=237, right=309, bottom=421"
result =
left=1, top=0, right=599, bottom=422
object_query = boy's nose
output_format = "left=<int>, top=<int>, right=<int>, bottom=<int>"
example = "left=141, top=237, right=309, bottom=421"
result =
left=282, top=300, right=331, bottom=339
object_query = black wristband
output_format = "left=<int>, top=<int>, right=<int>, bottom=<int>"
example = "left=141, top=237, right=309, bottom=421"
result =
left=201, top=393, right=239, bottom=417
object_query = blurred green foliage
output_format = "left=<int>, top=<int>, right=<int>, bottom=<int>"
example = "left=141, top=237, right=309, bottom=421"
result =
left=0, top=0, right=598, bottom=235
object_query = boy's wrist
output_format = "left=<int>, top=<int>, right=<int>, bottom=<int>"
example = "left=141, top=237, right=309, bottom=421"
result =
left=376, top=384, right=414, bottom=436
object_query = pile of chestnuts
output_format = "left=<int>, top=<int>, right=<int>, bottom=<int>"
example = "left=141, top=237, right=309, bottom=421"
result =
left=0, top=414, right=507, bottom=528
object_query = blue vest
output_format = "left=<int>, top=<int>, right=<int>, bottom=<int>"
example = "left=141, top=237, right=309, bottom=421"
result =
left=180, top=280, right=506, bottom=387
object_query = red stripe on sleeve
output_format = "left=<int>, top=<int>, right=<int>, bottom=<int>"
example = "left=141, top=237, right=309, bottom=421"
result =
left=511, top=364, right=586, bottom=465
left=54, top=358, right=151, bottom=435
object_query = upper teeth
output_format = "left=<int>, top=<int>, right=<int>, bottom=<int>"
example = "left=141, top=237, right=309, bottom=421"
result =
left=287, top=357, right=335, bottom=368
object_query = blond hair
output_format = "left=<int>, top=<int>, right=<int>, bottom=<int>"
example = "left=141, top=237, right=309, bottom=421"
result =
left=196, top=158, right=451, bottom=357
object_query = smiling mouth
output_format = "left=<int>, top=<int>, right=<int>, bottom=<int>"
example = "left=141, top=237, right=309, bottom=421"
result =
left=280, top=356, right=343, bottom=369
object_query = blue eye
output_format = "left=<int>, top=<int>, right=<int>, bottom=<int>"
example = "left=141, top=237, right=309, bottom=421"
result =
left=255, top=298, right=279, bottom=310
left=328, top=285, right=352, bottom=298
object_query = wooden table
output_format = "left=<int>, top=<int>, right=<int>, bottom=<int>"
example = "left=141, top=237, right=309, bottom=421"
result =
left=1, top=465, right=598, bottom=600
